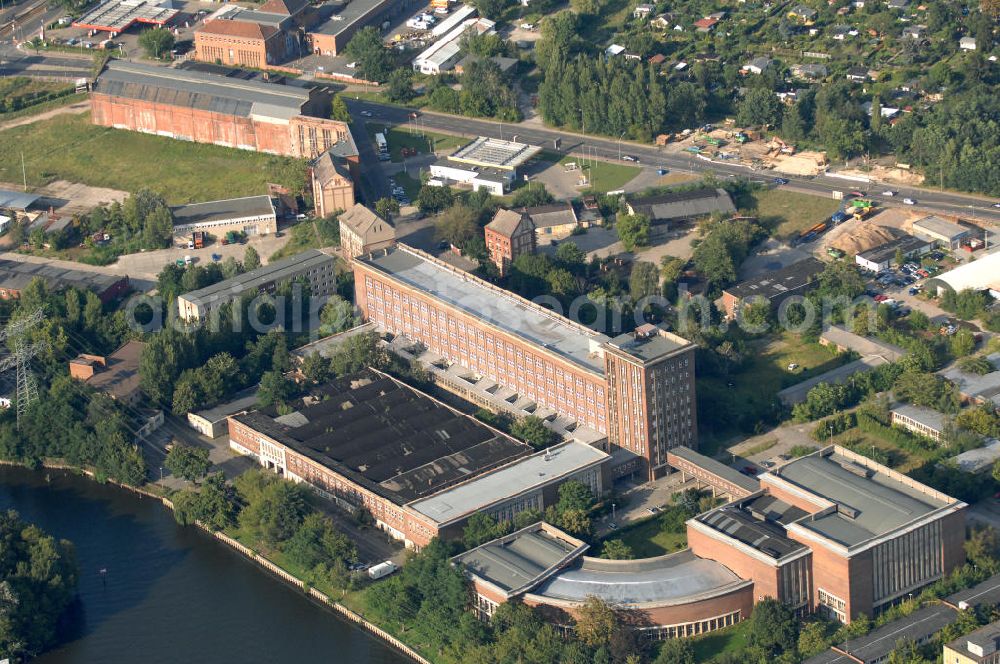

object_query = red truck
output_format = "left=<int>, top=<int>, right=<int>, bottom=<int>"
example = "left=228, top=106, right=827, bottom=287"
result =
left=192, top=231, right=205, bottom=249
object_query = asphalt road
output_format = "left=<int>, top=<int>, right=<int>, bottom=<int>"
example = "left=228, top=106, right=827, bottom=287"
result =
left=343, top=98, right=1000, bottom=224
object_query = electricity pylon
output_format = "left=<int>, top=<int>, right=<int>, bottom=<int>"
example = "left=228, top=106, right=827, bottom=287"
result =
left=0, top=310, right=46, bottom=429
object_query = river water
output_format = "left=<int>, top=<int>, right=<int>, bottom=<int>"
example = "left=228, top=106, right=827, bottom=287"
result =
left=0, top=465, right=409, bottom=664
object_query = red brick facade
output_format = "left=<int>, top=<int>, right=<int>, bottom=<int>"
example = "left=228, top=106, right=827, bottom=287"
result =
left=90, top=92, right=351, bottom=159
left=354, top=258, right=610, bottom=434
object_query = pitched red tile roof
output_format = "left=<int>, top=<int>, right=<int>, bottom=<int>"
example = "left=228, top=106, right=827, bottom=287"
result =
left=258, top=0, right=308, bottom=15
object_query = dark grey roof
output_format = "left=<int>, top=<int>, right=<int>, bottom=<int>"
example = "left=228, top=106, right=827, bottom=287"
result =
left=524, top=202, right=577, bottom=229
left=726, top=257, right=825, bottom=300
left=0, top=258, right=125, bottom=296
left=232, top=370, right=532, bottom=504
left=180, top=249, right=333, bottom=308
left=947, top=572, right=1000, bottom=608
left=667, top=446, right=761, bottom=493
left=453, top=523, right=587, bottom=596
left=310, top=0, right=392, bottom=36
left=837, top=604, right=957, bottom=664
left=605, top=325, right=693, bottom=363
left=94, top=61, right=310, bottom=120
left=171, top=196, right=275, bottom=227
left=627, top=188, right=736, bottom=223
left=0, top=189, right=41, bottom=210
left=695, top=495, right=808, bottom=560
left=770, top=448, right=954, bottom=547
left=857, top=234, right=931, bottom=264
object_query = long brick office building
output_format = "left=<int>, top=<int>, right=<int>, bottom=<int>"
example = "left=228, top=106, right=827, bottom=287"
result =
left=353, top=244, right=697, bottom=480
left=91, top=61, right=356, bottom=160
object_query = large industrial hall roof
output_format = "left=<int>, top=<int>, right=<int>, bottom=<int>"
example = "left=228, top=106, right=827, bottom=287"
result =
left=94, top=61, right=312, bottom=121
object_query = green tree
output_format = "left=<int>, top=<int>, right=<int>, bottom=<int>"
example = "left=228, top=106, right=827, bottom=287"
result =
left=958, top=355, right=994, bottom=376
left=747, top=597, right=798, bottom=656
left=462, top=512, right=512, bottom=549
left=600, top=539, right=634, bottom=560
left=629, top=261, right=660, bottom=302
left=951, top=329, right=977, bottom=357
left=320, top=294, right=357, bottom=333
left=434, top=205, right=479, bottom=249
left=654, top=637, right=695, bottom=664
left=374, top=197, right=400, bottom=221
left=510, top=415, right=558, bottom=448
left=737, top=87, right=784, bottom=127
left=575, top=596, right=618, bottom=648
left=243, top=246, right=261, bottom=271
left=257, top=370, right=293, bottom=408
left=617, top=213, right=651, bottom=252
left=172, top=473, right=240, bottom=530
left=797, top=621, right=830, bottom=658
left=330, top=96, right=351, bottom=122
left=138, top=27, right=174, bottom=59
left=345, top=27, right=395, bottom=82
left=301, top=352, right=331, bottom=385
left=416, top=185, right=454, bottom=214
left=0, top=511, right=79, bottom=659
left=164, top=444, right=211, bottom=483
left=470, top=0, right=509, bottom=20
left=385, top=69, right=415, bottom=103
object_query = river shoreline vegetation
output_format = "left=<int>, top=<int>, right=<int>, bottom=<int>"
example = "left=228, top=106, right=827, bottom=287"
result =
left=0, top=510, right=79, bottom=661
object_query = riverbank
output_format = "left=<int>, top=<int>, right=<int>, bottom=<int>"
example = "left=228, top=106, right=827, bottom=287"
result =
left=0, top=459, right=427, bottom=664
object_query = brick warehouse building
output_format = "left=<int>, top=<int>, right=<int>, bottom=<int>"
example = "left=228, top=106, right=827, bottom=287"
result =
left=227, top=370, right=610, bottom=548
left=91, top=61, right=356, bottom=160
left=688, top=445, right=966, bottom=623
left=352, top=244, right=697, bottom=480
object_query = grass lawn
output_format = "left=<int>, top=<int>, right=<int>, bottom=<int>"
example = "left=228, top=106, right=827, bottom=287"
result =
left=365, top=123, right=467, bottom=162
left=0, top=113, right=308, bottom=203
left=698, top=332, right=849, bottom=454
left=558, top=155, right=641, bottom=193
left=269, top=222, right=319, bottom=261
left=752, top=188, right=840, bottom=241
left=603, top=516, right=687, bottom=558
left=690, top=620, right=752, bottom=662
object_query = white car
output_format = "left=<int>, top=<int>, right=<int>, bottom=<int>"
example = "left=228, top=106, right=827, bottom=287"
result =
left=520, top=23, right=535, bottom=30
left=787, top=363, right=799, bottom=371
left=360, top=110, right=373, bottom=117
left=882, top=190, right=895, bottom=196
left=903, top=198, right=916, bottom=205
left=345, top=61, right=357, bottom=69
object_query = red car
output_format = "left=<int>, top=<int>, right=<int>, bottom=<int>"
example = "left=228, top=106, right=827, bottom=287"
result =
left=874, top=294, right=888, bottom=302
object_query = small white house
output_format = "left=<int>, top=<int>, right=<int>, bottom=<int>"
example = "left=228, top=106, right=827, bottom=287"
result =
left=633, top=4, right=654, bottom=19
left=605, top=44, right=626, bottom=57
left=960, top=36, right=977, bottom=51
left=743, top=57, right=772, bottom=74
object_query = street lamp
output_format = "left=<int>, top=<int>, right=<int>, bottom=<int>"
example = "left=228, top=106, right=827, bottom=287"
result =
left=611, top=502, right=617, bottom=521
left=618, top=131, right=626, bottom=161
left=498, top=119, right=503, bottom=141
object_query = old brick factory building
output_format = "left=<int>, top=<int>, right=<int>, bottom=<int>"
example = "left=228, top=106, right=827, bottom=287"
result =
left=227, top=369, right=609, bottom=548
left=90, top=61, right=358, bottom=160
left=352, top=244, right=698, bottom=481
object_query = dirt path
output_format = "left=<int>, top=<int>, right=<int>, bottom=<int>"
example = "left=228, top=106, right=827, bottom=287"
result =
left=0, top=99, right=90, bottom=132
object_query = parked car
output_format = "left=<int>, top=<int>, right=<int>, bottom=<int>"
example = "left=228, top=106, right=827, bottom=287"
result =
left=850, top=190, right=865, bottom=197
left=608, top=522, right=617, bottom=530
left=184, top=255, right=192, bottom=265
left=993, top=202, right=1000, bottom=209
left=903, top=198, right=916, bottom=205
left=360, top=110, right=373, bottom=117
left=787, top=363, right=799, bottom=370
left=211, top=253, right=222, bottom=262
left=874, top=294, right=889, bottom=302
left=773, top=177, right=789, bottom=185
left=882, top=190, right=895, bottom=196
left=909, top=287, right=921, bottom=295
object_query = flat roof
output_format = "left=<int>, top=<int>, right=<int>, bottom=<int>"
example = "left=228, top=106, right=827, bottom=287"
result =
left=453, top=522, right=587, bottom=596
left=180, top=249, right=333, bottom=309
left=449, top=136, right=542, bottom=171
left=356, top=245, right=609, bottom=373
left=94, top=61, right=310, bottom=121
left=0, top=189, right=41, bottom=210
left=311, top=0, right=390, bottom=36
left=531, top=549, right=748, bottom=606
left=820, top=325, right=907, bottom=362
left=726, top=257, right=825, bottom=300
left=768, top=447, right=954, bottom=547
left=857, top=234, right=930, bottom=264
left=891, top=404, right=947, bottom=433
left=912, top=215, right=968, bottom=240
left=939, top=352, right=1000, bottom=406
left=0, top=258, right=125, bottom=295
left=695, top=494, right=808, bottom=560
left=192, top=386, right=259, bottom=424
left=74, top=0, right=177, bottom=31
left=409, top=442, right=608, bottom=525
left=947, top=572, right=1000, bottom=609
left=171, top=195, right=275, bottom=227
left=233, top=370, right=532, bottom=504
left=947, top=619, right=1000, bottom=661
left=667, top=446, right=761, bottom=493
left=605, top=325, right=693, bottom=364
left=952, top=439, right=1000, bottom=474
left=78, top=340, right=144, bottom=400
left=839, top=604, right=957, bottom=663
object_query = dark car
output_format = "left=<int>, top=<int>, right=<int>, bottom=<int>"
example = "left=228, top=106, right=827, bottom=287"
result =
left=773, top=177, right=789, bottom=185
